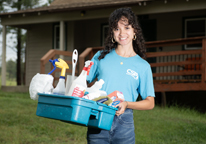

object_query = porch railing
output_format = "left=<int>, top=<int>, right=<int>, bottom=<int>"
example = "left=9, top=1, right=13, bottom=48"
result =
left=40, top=49, right=78, bottom=85
left=79, top=37, right=206, bottom=92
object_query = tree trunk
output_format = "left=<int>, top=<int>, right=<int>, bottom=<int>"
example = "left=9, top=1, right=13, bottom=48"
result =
left=17, top=28, right=21, bottom=85
left=17, top=0, right=22, bottom=85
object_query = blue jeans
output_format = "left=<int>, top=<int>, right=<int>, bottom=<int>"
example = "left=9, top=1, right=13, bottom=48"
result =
left=87, top=109, right=135, bottom=144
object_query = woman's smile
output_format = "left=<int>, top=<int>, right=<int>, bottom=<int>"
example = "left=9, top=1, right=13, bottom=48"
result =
left=113, top=18, right=135, bottom=47
left=120, top=37, right=127, bottom=40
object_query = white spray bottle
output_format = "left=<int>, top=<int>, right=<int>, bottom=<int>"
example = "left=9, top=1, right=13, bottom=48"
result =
left=67, top=60, right=93, bottom=97
left=86, top=79, right=105, bottom=93
left=52, top=58, right=69, bottom=95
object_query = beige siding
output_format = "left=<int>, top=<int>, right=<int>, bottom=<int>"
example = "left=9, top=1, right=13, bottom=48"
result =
left=26, top=23, right=52, bottom=85
left=74, top=18, right=108, bottom=54
left=67, top=21, right=74, bottom=52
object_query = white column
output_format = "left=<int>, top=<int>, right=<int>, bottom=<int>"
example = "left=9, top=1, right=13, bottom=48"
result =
left=59, top=21, right=65, bottom=59
left=1, top=25, right=6, bottom=86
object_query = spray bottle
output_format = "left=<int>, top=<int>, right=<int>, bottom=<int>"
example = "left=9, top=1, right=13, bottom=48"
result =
left=51, top=58, right=69, bottom=95
left=67, top=60, right=93, bottom=97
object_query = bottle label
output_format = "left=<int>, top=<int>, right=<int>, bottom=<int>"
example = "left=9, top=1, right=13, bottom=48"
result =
left=111, top=96, right=117, bottom=101
left=72, top=84, right=86, bottom=97
left=117, top=91, right=124, bottom=99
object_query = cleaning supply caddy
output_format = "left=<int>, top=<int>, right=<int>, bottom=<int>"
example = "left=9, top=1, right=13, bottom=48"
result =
left=30, top=57, right=118, bottom=131
left=36, top=93, right=118, bottom=130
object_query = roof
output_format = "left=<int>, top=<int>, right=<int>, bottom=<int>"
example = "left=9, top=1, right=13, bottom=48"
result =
left=0, top=0, right=152, bottom=16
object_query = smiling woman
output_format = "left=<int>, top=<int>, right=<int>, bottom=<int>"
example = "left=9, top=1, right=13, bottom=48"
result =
left=113, top=17, right=135, bottom=49
left=86, top=7, right=155, bottom=144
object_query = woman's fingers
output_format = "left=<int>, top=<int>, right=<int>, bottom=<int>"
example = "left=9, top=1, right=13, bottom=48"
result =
left=115, top=102, right=127, bottom=116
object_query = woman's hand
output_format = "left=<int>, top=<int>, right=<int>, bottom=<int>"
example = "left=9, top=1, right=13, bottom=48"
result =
left=115, top=101, right=128, bottom=116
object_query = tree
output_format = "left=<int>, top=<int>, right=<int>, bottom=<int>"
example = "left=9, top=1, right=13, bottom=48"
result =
left=0, top=0, right=53, bottom=85
left=6, top=59, right=16, bottom=80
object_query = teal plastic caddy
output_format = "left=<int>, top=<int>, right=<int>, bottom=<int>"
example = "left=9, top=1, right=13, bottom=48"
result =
left=36, top=93, right=118, bottom=130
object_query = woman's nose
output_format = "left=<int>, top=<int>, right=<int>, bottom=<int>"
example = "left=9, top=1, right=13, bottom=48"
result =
left=119, top=29, right=125, bottom=35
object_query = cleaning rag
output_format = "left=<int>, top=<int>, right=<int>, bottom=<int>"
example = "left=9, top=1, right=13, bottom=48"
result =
left=92, top=96, right=113, bottom=106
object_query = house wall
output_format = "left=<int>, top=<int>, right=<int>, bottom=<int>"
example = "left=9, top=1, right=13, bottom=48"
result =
left=74, top=18, right=108, bottom=54
left=149, top=9, right=206, bottom=80
left=25, top=9, right=206, bottom=85
left=150, top=9, right=206, bottom=47
left=26, top=23, right=53, bottom=85
left=67, top=21, right=74, bottom=52
left=25, top=21, right=76, bottom=86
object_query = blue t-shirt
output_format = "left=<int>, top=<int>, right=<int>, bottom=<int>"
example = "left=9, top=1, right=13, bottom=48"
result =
left=87, top=49, right=155, bottom=102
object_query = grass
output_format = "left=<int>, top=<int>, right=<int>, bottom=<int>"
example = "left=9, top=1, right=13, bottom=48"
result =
left=0, top=90, right=206, bottom=144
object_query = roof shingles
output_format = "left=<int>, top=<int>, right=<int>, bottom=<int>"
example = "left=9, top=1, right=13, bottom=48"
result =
left=0, top=0, right=152, bottom=16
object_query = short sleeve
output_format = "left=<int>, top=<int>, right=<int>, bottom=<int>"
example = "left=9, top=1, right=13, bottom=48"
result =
left=87, top=51, right=101, bottom=83
left=138, top=66, right=155, bottom=100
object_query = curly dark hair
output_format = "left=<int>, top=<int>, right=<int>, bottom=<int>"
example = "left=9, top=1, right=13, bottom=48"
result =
left=98, top=7, right=146, bottom=60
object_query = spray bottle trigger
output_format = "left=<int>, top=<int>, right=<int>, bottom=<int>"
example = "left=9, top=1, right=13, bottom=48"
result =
left=48, top=59, right=58, bottom=75
left=87, top=62, right=94, bottom=75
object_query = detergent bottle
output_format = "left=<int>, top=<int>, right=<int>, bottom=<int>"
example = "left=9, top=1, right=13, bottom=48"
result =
left=52, top=58, right=69, bottom=95
left=67, top=60, right=93, bottom=97
left=86, top=79, right=104, bottom=93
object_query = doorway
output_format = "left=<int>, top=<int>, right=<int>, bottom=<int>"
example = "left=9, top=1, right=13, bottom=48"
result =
left=139, top=18, right=157, bottom=73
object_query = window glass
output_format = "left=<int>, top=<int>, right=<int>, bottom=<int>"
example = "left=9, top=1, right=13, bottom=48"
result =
left=101, top=24, right=109, bottom=46
left=53, top=23, right=67, bottom=50
left=185, top=18, right=205, bottom=49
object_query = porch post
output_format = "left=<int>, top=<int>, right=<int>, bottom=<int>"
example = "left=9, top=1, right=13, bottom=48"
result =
left=1, top=25, right=6, bottom=86
left=202, top=38, right=206, bottom=82
left=59, top=21, right=65, bottom=59
left=161, top=92, right=167, bottom=107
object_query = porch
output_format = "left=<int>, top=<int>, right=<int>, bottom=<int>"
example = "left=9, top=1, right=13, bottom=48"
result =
left=77, top=36, right=206, bottom=92
left=40, top=36, right=206, bottom=92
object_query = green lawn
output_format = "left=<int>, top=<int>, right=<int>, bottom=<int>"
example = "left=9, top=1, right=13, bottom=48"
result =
left=0, top=90, right=206, bottom=144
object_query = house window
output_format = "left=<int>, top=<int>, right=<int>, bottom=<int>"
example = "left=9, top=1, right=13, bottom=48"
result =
left=53, top=23, right=67, bottom=50
left=184, top=18, right=206, bottom=49
left=101, top=24, right=109, bottom=46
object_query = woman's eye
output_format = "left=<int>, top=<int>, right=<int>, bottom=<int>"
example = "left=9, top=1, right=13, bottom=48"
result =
left=126, top=27, right=130, bottom=29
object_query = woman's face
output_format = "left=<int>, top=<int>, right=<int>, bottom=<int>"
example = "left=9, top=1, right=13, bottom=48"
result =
left=113, top=18, right=135, bottom=47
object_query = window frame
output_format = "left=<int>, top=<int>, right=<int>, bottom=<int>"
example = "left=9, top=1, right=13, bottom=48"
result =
left=101, top=23, right=109, bottom=46
left=184, top=17, right=206, bottom=50
left=53, top=22, right=67, bottom=51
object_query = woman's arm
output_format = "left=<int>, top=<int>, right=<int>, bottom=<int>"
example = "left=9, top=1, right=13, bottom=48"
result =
left=115, top=96, right=155, bottom=116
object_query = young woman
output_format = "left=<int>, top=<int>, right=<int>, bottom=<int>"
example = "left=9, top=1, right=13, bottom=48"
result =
left=87, top=7, right=155, bottom=144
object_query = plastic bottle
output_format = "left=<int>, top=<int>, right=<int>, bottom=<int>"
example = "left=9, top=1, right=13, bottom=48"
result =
left=52, top=58, right=69, bottom=95
left=111, top=100, right=121, bottom=107
left=53, top=77, right=66, bottom=95
left=82, top=90, right=107, bottom=100
left=67, top=60, right=93, bottom=97
left=86, top=79, right=104, bottom=93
